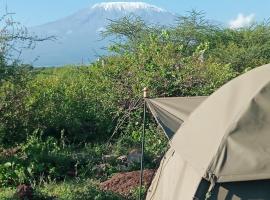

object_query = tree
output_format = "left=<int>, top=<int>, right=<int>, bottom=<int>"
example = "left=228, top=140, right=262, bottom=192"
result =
left=0, top=12, right=54, bottom=146
left=0, top=12, right=54, bottom=82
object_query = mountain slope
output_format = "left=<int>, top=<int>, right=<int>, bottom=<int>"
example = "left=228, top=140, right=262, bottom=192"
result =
left=21, top=2, right=176, bottom=66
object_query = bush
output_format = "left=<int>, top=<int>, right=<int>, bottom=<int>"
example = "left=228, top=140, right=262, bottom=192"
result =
left=2, top=10, right=270, bottom=200
left=0, top=132, right=76, bottom=187
left=2, top=12, right=270, bottom=147
left=0, top=66, right=118, bottom=146
left=37, top=180, right=123, bottom=200
left=0, top=181, right=123, bottom=200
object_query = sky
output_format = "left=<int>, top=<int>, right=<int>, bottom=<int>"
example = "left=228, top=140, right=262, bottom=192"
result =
left=0, top=0, right=269, bottom=28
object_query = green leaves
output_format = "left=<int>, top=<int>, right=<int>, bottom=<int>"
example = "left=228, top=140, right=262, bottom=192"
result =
left=0, top=132, right=76, bottom=187
left=0, top=13, right=270, bottom=197
left=3, top=162, right=12, bottom=168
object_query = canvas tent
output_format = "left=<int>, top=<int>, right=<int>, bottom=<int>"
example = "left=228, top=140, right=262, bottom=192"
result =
left=146, top=96, right=207, bottom=139
left=145, top=63, right=270, bottom=200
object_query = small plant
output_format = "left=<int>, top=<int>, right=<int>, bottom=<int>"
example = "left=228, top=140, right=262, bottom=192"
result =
left=0, top=131, right=76, bottom=187
left=37, top=180, right=123, bottom=200
left=130, top=185, right=147, bottom=200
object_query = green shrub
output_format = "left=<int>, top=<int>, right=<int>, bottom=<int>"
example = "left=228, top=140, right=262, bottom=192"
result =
left=0, top=132, right=76, bottom=187
left=37, top=180, right=123, bottom=200
left=0, top=187, right=15, bottom=200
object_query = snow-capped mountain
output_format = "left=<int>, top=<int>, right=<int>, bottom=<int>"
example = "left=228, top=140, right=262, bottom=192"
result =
left=22, top=2, right=176, bottom=66
left=92, top=2, right=165, bottom=12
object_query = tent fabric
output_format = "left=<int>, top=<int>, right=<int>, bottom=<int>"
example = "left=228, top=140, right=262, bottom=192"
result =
left=171, top=63, right=270, bottom=182
left=195, top=179, right=270, bottom=200
left=146, top=147, right=202, bottom=200
left=145, top=63, right=270, bottom=200
left=146, top=96, right=207, bottom=139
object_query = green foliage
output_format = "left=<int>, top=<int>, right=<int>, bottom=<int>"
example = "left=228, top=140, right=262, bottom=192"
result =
left=1, top=130, right=158, bottom=188
left=37, top=180, right=123, bottom=200
left=115, top=123, right=167, bottom=168
left=2, top=11, right=270, bottom=147
left=0, top=66, right=35, bottom=145
left=0, top=132, right=76, bottom=187
left=1, top=10, right=270, bottom=200
left=0, top=187, right=14, bottom=200
left=130, top=185, right=147, bottom=200
left=74, top=143, right=118, bottom=181
left=25, top=67, right=116, bottom=143
left=0, top=66, right=117, bottom=145
left=0, top=12, right=53, bottom=146
left=0, top=181, right=123, bottom=200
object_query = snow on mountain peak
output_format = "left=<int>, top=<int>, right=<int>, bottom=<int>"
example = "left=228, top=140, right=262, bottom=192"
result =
left=92, top=2, right=166, bottom=12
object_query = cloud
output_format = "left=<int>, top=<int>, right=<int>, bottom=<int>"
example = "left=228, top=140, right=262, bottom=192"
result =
left=229, top=13, right=255, bottom=29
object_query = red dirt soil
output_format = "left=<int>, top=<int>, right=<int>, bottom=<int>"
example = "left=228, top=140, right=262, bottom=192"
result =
left=100, top=169, right=155, bottom=197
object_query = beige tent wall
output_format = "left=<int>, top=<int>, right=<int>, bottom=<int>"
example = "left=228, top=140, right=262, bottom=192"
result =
left=146, top=147, right=202, bottom=200
left=209, top=81, right=270, bottom=182
left=171, top=64, right=270, bottom=182
left=145, top=63, right=270, bottom=200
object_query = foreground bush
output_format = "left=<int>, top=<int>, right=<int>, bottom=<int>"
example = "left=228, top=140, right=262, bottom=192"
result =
left=0, top=132, right=76, bottom=187
left=38, top=180, right=123, bottom=200
left=0, top=180, right=123, bottom=200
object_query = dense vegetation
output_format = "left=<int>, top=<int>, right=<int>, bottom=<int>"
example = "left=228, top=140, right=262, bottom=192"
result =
left=1, top=11, right=270, bottom=199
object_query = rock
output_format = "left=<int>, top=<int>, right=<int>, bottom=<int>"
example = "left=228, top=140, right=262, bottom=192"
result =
left=15, top=184, right=33, bottom=200
left=116, top=156, right=128, bottom=171
left=117, top=155, right=128, bottom=162
left=102, top=154, right=116, bottom=162
left=127, top=149, right=141, bottom=164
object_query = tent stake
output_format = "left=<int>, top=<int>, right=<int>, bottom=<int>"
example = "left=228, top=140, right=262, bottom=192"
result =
left=139, top=87, right=148, bottom=200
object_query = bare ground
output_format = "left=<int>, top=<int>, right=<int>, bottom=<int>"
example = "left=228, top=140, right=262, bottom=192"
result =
left=100, top=169, right=155, bottom=197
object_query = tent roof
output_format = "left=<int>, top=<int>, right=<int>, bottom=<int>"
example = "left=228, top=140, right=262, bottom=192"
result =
left=146, top=96, right=207, bottom=139
left=172, top=63, right=270, bottom=182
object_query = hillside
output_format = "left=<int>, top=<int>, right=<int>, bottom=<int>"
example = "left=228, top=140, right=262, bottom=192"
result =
left=21, top=2, right=176, bottom=66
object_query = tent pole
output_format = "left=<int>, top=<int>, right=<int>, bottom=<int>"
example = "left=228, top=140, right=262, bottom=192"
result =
left=139, top=87, right=148, bottom=200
